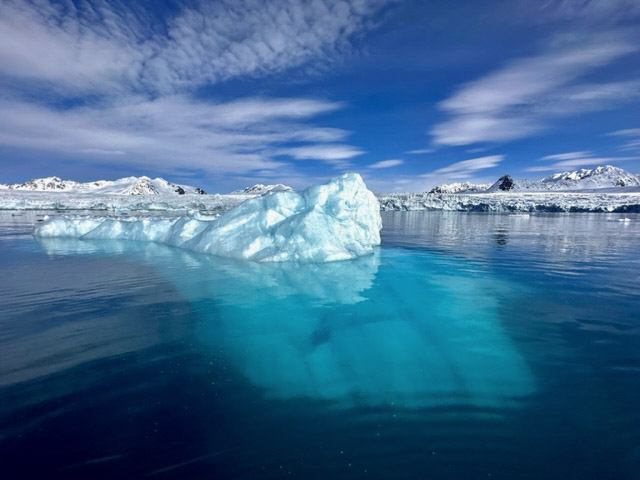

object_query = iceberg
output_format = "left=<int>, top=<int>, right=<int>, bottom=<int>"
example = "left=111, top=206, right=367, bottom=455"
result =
left=34, top=173, right=382, bottom=262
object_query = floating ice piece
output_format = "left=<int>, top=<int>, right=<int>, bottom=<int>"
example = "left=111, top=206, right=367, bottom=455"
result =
left=34, top=173, right=382, bottom=262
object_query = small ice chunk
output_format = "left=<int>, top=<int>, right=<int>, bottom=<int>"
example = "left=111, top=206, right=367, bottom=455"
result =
left=34, top=173, right=382, bottom=262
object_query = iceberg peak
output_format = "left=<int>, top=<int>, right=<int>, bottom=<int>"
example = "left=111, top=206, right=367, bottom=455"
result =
left=34, top=173, right=382, bottom=262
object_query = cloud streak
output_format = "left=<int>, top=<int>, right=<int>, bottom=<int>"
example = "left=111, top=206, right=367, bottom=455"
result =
left=527, top=157, right=639, bottom=172
left=405, top=149, right=434, bottom=154
left=0, top=0, right=394, bottom=179
left=536, top=0, right=640, bottom=24
left=431, top=32, right=639, bottom=146
left=528, top=150, right=638, bottom=171
left=281, top=144, right=365, bottom=165
left=368, top=159, right=403, bottom=169
left=540, top=151, right=594, bottom=161
left=0, top=0, right=393, bottom=95
left=422, top=155, right=505, bottom=179
left=0, top=96, right=354, bottom=174
left=608, top=128, right=640, bottom=151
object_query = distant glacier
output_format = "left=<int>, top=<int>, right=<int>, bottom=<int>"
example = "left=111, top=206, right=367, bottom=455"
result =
left=379, top=165, right=640, bottom=212
left=377, top=191, right=640, bottom=213
left=2, top=165, right=640, bottom=213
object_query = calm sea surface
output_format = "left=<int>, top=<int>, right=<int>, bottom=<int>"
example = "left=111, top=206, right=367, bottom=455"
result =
left=1, top=211, right=639, bottom=479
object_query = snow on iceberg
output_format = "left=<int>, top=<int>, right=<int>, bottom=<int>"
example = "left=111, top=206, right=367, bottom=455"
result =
left=34, top=173, right=382, bottom=262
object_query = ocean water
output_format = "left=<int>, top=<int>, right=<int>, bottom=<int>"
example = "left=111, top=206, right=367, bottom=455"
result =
left=1, top=211, right=640, bottom=479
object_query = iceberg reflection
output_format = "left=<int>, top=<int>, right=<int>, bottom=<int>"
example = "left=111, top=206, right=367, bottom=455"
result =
left=37, top=237, right=380, bottom=306
left=37, top=238, right=535, bottom=409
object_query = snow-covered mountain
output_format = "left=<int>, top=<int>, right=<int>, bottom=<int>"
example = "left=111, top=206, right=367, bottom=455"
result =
left=483, top=166, right=640, bottom=193
left=230, top=183, right=293, bottom=195
left=429, top=182, right=491, bottom=194
left=486, top=174, right=534, bottom=192
left=536, top=165, right=640, bottom=190
left=375, top=165, right=640, bottom=212
left=487, top=165, right=640, bottom=192
left=0, top=176, right=206, bottom=195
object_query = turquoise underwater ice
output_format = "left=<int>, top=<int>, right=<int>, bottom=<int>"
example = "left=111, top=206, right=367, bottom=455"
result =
left=37, top=237, right=535, bottom=409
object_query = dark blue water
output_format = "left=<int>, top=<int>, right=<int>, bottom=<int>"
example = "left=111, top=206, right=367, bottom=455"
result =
left=1, top=211, right=640, bottom=479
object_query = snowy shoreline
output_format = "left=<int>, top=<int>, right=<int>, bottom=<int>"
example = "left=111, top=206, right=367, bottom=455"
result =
left=377, top=191, right=640, bottom=213
left=3, top=189, right=640, bottom=213
left=0, top=189, right=251, bottom=213
left=4, top=166, right=640, bottom=213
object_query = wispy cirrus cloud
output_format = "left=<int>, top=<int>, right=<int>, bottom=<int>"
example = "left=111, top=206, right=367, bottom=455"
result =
left=0, top=0, right=393, bottom=95
left=368, top=159, right=403, bottom=169
left=609, top=128, right=640, bottom=137
left=534, top=0, right=640, bottom=24
left=362, top=155, right=505, bottom=193
left=280, top=144, right=365, bottom=165
left=528, top=150, right=638, bottom=171
left=405, top=148, right=434, bottom=154
left=431, top=32, right=639, bottom=146
left=608, top=128, right=640, bottom=151
left=422, top=155, right=505, bottom=179
left=527, top=157, right=639, bottom=172
left=0, top=96, right=352, bottom=174
left=540, top=151, right=594, bottom=161
left=0, top=0, right=394, bottom=179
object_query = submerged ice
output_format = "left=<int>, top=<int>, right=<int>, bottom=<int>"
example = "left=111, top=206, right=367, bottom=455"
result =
left=35, top=237, right=535, bottom=408
left=34, top=173, right=382, bottom=262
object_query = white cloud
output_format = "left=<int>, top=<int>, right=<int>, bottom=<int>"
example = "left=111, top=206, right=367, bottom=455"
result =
left=527, top=152, right=639, bottom=172
left=286, top=128, right=350, bottom=142
left=280, top=144, right=365, bottom=164
left=0, top=0, right=393, bottom=95
left=538, top=0, right=640, bottom=23
left=619, top=140, right=640, bottom=151
left=608, top=128, right=640, bottom=151
left=0, top=96, right=359, bottom=175
left=368, top=159, right=403, bottom=169
left=608, top=128, right=640, bottom=137
left=0, top=0, right=393, bottom=179
left=405, top=148, right=434, bottom=154
left=359, top=176, right=422, bottom=193
left=466, top=147, right=489, bottom=153
left=431, top=33, right=638, bottom=146
left=540, top=151, right=594, bottom=161
left=0, top=1, right=144, bottom=94
left=422, top=155, right=505, bottom=179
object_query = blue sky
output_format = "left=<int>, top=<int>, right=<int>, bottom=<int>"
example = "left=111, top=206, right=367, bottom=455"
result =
left=0, top=0, right=639, bottom=192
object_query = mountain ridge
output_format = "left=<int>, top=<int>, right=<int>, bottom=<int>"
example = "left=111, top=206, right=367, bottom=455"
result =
left=487, top=165, right=640, bottom=192
left=432, top=165, right=640, bottom=194
left=230, top=184, right=294, bottom=195
left=0, top=175, right=207, bottom=195
left=428, top=182, right=491, bottom=194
